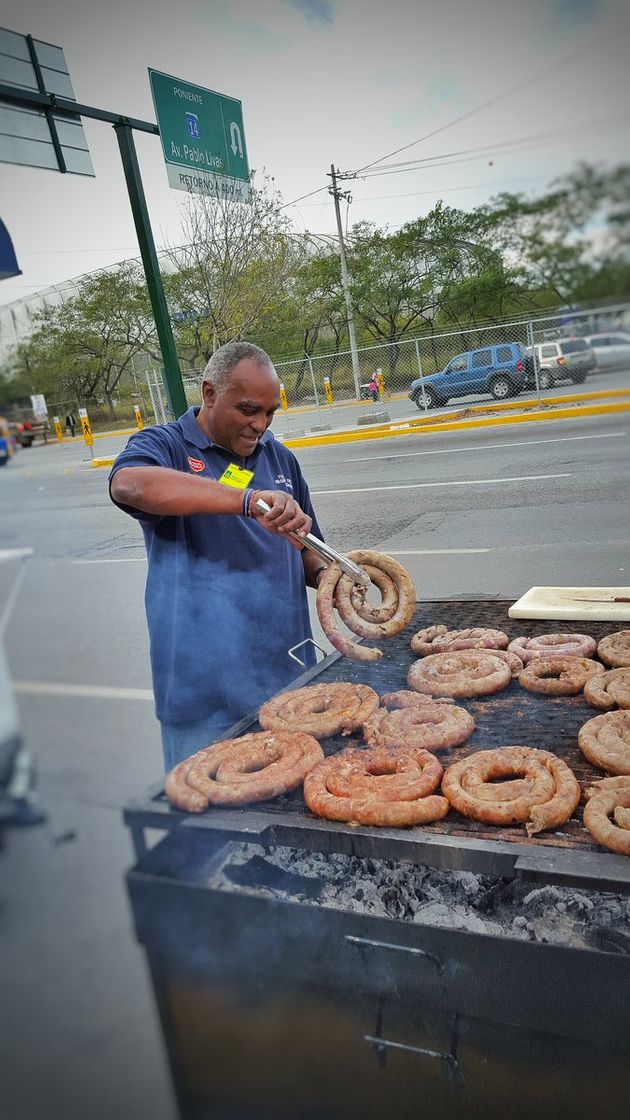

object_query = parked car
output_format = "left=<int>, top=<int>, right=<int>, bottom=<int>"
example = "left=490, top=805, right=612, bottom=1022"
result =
left=584, top=332, right=630, bottom=371
left=525, top=338, right=594, bottom=389
left=11, top=419, right=48, bottom=447
left=409, top=341, right=528, bottom=409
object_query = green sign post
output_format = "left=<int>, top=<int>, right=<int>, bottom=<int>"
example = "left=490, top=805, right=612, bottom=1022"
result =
left=149, top=68, right=249, bottom=202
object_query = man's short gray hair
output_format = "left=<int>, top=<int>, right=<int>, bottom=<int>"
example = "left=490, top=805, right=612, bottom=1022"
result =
left=202, top=341, right=275, bottom=395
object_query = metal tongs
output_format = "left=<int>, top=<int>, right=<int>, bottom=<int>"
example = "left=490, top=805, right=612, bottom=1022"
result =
left=254, top=498, right=370, bottom=589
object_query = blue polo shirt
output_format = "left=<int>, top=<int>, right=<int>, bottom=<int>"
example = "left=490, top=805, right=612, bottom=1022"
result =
left=109, top=407, right=323, bottom=726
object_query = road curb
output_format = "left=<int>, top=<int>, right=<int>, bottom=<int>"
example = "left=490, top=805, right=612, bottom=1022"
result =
left=284, top=400, right=630, bottom=449
left=86, top=395, right=630, bottom=465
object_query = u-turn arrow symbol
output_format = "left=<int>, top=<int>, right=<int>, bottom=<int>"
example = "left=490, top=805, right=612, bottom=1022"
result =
left=230, top=122, right=243, bottom=158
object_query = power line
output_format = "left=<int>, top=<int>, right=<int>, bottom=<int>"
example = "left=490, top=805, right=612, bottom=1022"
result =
left=342, top=175, right=546, bottom=205
left=348, top=40, right=592, bottom=177
left=358, top=114, right=629, bottom=179
left=279, top=184, right=329, bottom=211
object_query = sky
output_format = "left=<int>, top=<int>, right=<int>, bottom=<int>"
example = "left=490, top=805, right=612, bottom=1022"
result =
left=0, top=0, right=629, bottom=314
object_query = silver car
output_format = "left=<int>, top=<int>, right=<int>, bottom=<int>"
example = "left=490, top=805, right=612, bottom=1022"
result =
left=584, top=332, right=630, bottom=370
left=528, top=338, right=595, bottom=389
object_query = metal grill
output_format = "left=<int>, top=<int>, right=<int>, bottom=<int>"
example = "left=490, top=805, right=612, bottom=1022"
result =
left=124, top=601, right=630, bottom=891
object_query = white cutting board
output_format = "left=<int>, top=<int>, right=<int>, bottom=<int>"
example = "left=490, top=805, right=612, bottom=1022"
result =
left=508, top=586, right=630, bottom=622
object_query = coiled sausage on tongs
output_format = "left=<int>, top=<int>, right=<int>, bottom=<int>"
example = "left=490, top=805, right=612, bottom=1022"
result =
left=254, top=499, right=415, bottom=661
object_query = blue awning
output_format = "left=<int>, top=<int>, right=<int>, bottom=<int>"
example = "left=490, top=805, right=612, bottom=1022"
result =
left=0, top=219, right=21, bottom=281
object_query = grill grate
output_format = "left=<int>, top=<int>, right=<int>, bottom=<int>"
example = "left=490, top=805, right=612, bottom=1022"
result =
left=125, top=602, right=630, bottom=887
left=235, top=603, right=618, bottom=848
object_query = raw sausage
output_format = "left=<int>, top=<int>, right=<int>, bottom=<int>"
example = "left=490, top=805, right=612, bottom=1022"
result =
left=597, top=630, right=630, bottom=668
left=411, top=626, right=508, bottom=656
left=259, top=682, right=380, bottom=737
left=442, top=746, right=580, bottom=835
left=584, top=668, right=630, bottom=711
left=519, top=656, right=605, bottom=696
left=363, top=702, right=475, bottom=752
left=408, top=650, right=511, bottom=698
left=578, top=710, right=630, bottom=774
left=508, top=632, right=597, bottom=663
left=316, top=552, right=415, bottom=662
left=303, top=745, right=450, bottom=827
left=165, top=731, right=324, bottom=811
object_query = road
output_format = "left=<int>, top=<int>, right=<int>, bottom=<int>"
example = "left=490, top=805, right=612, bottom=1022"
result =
left=270, top=365, right=630, bottom=439
left=0, top=410, right=628, bottom=1119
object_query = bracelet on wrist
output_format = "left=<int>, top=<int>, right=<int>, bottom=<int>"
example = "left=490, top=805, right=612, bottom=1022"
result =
left=243, top=489, right=262, bottom=518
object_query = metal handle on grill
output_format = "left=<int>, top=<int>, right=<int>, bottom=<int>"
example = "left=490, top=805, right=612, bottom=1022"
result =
left=288, top=638, right=327, bottom=668
left=345, top=934, right=444, bottom=974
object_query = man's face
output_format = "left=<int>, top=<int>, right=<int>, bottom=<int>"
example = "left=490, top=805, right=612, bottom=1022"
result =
left=199, top=358, right=281, bottom=458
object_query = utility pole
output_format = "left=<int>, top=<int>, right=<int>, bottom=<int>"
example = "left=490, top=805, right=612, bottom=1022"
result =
left=329, top=164, right=361, bottom=399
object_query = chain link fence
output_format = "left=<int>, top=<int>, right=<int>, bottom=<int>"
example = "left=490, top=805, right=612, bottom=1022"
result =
left=143, top=300, right=630, bottom=426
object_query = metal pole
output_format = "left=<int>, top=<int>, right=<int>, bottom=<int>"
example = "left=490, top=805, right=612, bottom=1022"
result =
left=114, top=123, right=187, bottom=418
left=306, top=354, right=321, bottom=408
left=329, top=164, right=361, bottom=400
left=526, top=318, right=542, bottom=406
left=414, top=339, right=428, bottom=411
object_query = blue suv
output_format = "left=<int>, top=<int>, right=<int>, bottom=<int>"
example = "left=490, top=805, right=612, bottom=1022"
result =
left=409, top=341, right=529, bottom=409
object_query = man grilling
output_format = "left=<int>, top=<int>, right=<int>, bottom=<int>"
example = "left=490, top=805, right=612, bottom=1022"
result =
left=110, top=342, right=327, bottom=771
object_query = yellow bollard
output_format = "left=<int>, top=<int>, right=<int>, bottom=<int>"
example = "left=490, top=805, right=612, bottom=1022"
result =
left=79, top=408, right=94, bottom=457
left=52, top=416, right=64, bottom=441
left=134, top=404, right=144, bottom=430
left=324, top=376, right=334, bottom=404
left=279, top=383, right=288, bottom=411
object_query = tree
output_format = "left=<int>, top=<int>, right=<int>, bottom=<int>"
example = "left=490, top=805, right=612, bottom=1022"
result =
left=162, top=172, right=298, bottom=367
left=9, top=263, right=153, bottom=417
left=476, top=163, right=630, bottom=306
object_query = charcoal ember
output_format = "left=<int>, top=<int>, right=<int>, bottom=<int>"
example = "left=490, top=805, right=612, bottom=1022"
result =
left=209, top=843, right=630, bottom=950
left=588, top=926, right=630, bottom=954
left=381, top=887, right=408, bottom=920
left=522, top=886, right=566, bottom=912
left=511, top=916, right=533, bottom=940
left=564, top=895, right=594, bottom=916
left=415, top=902, right=503, bottom=937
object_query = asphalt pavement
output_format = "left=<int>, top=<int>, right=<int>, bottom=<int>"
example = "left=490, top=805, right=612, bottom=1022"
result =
left=1, top=407, right=629, bottom=1118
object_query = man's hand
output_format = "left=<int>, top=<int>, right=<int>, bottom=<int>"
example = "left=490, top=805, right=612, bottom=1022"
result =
left=250, top=489, right=312, bottom=546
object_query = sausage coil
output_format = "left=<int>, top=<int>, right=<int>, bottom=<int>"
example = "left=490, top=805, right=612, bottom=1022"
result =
left=303, top=745, right=450, bottom=827
left=316, top=552, right=415, bottom=662
left=165, top=731, right=324, bottom=811
left=259, top=682, right=380, bottom=738
left=442, top=746, right=580, bottom=836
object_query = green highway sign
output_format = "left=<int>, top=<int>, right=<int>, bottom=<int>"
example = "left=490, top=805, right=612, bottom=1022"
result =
left=149, top=68, right=249, bottom=202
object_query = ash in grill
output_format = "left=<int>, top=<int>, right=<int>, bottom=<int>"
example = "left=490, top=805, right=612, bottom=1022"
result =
left=210, top=841, right=630, bottom=952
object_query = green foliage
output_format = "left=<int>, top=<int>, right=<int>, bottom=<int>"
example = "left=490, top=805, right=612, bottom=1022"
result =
left=2, top=161, right=628, bottom=413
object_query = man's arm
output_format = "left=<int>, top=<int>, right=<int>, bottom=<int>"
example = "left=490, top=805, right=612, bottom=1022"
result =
left=302, top=550, right=328, bottom=590
left=110, top=466, right=312, bottom=539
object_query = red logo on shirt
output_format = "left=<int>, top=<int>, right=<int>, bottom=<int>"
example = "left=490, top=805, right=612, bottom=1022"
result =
left=187, top=456, right=205, bottom=473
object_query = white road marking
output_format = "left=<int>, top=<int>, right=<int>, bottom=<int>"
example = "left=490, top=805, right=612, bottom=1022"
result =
left=311, top=473, right=571, bottom=497
left=14, top=680, right=154, bottom=701
left=387, top=548, right=491, bottom=555
left=343, top=431, right=626, bottom=463
left=72, top=557, right=146, bottom=564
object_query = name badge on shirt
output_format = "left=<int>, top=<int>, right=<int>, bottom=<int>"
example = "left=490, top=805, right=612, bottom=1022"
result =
left=218, top=463, right=254, bottom=490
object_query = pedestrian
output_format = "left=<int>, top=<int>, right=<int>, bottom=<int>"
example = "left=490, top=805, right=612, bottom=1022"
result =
left=65, top=412, right=76, bottom=438
left=109, top=341, right=327, bottom=772
left=369, top=375, right=379, bottom=402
